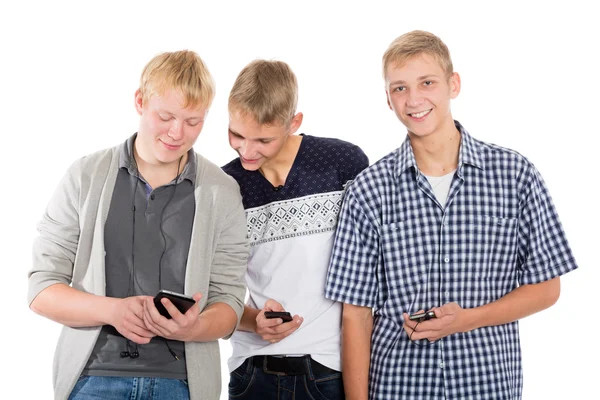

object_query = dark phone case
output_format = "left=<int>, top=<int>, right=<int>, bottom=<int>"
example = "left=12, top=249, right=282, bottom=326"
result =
left=264, top=311, right=293, bottom=322
left=154, top=291, right=196, bottom=319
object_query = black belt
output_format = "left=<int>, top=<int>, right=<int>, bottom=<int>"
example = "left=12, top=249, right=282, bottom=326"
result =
left=252, top=355, right=337, bottom=376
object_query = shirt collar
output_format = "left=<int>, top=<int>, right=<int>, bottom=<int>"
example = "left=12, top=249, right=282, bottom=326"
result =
left=118, top=133, right=197, bottom=185
left=395, top=120, right=485, bottom=178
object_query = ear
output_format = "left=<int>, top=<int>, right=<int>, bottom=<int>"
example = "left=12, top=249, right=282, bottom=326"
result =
left=289, top=112, right=304, bottom=134
left=449, top=72, right=461, bottom=99
left=134, top=89, right=144, bottom=116
left=386, top=90, right=393, bottom=110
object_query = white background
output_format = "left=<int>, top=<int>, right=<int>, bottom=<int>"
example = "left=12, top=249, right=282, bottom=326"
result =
left=1, top=1, right=598, bottom=398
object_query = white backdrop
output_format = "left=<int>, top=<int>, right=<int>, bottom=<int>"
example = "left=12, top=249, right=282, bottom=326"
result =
left=1, top=1, right=597, bottom=398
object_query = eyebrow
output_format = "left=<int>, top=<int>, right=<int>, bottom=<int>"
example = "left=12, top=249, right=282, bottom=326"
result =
left=389, top=74, right=440, bottom=85
left=228, top=127, right=276, bottom=141
left=159, top=110, right=203, bottom=122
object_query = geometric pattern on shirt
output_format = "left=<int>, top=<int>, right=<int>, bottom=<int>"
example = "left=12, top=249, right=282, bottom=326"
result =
left=246, top=191, right=343, bottom=246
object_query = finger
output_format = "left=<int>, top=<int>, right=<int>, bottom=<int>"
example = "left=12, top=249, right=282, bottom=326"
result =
left=264, top=299, right=285, bottom=312
left=271, top=316, right=303, bottom=334
left=160, top=298, right=184, bottom=320
left=124, top=331, right=152, bottom=345
left=257, top=316, right=286, bottom=329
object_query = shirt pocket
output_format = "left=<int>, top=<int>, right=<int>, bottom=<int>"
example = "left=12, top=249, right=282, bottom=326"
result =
left=379, top=221, right=431, bottom=303
left=464, top=214, right=519, bottom=280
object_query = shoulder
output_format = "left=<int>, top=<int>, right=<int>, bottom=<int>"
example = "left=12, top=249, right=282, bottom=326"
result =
left=305, top=135, right=366, bottom=157
left=475, top=137, right=536, bottom=182
left=196, top=153, right=242, bottom=196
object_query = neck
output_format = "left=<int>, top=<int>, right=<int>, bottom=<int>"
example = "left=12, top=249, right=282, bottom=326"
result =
left=259, top=135, right=302, bottom=187
left=133, top=143, right=186, bottom=189
left=409, top=119, right=460, bottom=176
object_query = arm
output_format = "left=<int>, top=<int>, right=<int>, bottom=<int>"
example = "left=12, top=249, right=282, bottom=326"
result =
left=29, top=160, right=155, bottom=344
left=238, top=305, right=260, bottom=332
left=404, top=277, right=560, bottom=341
left=342, top=303, right=373, bottom=400
left=31, top=284, right=155, bottom=344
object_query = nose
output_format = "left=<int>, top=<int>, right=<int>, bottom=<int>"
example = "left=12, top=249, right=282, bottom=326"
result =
left=406, top=89, right=425, bottom=108
left=168, top=120, right=184, bottom=140
left=240, top=141, right=257, bottom=159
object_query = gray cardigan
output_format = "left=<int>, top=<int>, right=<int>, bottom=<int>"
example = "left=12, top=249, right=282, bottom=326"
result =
left=28, top=144, right=249, bottom=400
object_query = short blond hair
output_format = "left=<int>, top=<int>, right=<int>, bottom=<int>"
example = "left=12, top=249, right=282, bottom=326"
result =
left=139, top=50, right=215, bottom=109
left=228, top=59, right=298, bottom=126
left=383, top=30, right=453, bottom=78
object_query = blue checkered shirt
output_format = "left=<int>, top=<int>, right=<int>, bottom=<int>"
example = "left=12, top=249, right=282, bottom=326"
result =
left=325, top=121, right=578, bottom=399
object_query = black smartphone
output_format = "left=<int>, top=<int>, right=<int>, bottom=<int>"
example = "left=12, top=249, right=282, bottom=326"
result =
left=408, top=310, right=436, bottom=322
left=154, top=290, right=196, bottom=319
left=264, top=311, right=293, bottom=322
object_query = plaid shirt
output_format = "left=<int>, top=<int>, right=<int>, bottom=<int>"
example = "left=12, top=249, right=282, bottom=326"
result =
left=325, top=121, right=577, bottom=400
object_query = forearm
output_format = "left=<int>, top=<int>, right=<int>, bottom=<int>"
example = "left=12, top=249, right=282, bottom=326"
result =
left=187, top=302, right=239, bottom=342
left=30, top=283, right=119, bottom=327
left=238, top=305, right=259, bottom=332
left=342, top=304, right=373, bottom=400
left=464, top=277, right=560, bottom=331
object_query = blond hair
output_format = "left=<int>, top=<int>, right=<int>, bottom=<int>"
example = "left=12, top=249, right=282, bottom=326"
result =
left=383, top=30, right=453, bottom=78
left=228, top=59, right=298, bottom=126
left=139, top=50, right=215, bottom=109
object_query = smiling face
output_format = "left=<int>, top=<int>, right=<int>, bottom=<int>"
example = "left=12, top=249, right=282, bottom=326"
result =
left=385, top=53, right=460, bottom=139
left=228, top=111, right=302, bottom=171
left=134, top=88, right=208, bottom=167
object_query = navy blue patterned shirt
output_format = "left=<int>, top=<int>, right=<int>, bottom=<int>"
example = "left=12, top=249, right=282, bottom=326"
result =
left=325, top=121, right=578, bottom=400
left=223, top=134, right=369, bottom=372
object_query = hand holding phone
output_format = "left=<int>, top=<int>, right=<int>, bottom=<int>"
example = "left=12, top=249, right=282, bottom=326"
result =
left=153, top=290, right=196, bottom=319
left=264, top=311, right=293, bottom=322
left=408, top=310, right=436, bottom=322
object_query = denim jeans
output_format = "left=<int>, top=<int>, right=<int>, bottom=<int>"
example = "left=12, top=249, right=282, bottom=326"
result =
left=229, top=357, right=344, bottom=400
left=68, top=376, right=189, bottom=400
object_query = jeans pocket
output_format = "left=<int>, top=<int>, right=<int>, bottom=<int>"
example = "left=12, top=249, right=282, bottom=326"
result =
left=304, top=373, right=344, bottom=400
left=229, top=360, right=255, bottom=397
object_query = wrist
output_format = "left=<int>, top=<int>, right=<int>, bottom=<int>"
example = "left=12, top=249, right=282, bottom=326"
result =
left=101, top=296, right=121, bottom=326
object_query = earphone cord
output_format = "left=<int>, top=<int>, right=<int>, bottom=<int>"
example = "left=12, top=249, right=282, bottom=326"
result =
left=122, top=154, right=185, bottom=360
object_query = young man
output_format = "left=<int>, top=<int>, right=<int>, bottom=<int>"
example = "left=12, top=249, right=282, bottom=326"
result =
left=28, top=51, right=249, bottom=400
left=325, top=30, right=578, bottom=399
left=222, top=59, right=369, bottom=399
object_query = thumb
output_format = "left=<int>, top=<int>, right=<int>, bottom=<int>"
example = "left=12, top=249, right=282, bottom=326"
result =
left=192, top=292, right=203, bottom=302
left=264, top=299, right=285, bottom=312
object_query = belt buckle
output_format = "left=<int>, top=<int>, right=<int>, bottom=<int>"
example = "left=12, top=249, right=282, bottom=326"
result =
left=263, top=356, right=286, bottom=376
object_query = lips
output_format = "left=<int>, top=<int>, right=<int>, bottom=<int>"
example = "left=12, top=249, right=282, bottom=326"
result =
left=160, top=140, right=181, bottom=150
left=241, top=156, right=260, bottom=164
left=408, top=109, right=432, bottom=118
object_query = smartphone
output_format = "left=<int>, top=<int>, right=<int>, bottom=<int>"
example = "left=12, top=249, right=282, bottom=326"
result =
left=154, top=290, right=196, bottom=319
left=264, top=311, right=293, bottom=322
left=408, top=310, right=436, bottom=322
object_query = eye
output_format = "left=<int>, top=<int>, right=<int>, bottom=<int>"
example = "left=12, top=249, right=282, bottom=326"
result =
left=229, top=130, right=242, bottom=138
left=393, top=86, right=406, bottom=92
left=423, top=80, right=433, bottom=86
left=259, top=139, right=273, bottom=144
left=187, top=121, right=201, bottom=127
left=158, top=114, right=172, bottom=122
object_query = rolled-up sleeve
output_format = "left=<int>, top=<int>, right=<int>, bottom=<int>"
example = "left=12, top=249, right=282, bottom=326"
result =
left=206, top=195, right=249, bottom=338
left=28, top=160, right=81, bottom=305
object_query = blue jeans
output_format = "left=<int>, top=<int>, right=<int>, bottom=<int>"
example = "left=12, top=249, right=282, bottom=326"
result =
left=229, top=357, right=344, bottom=400
left=68, top=376, right=189, bottom=400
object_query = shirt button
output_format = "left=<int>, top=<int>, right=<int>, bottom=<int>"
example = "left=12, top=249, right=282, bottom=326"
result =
left=445, top=291, right=450, bottom=297
left=444, top=257, right=450, bottom=263
left=150, top=194, right=155, bottom=200
left=439, top=362, right=444, bottom=369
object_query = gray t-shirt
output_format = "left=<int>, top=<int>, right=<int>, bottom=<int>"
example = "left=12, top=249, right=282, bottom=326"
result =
left=83, top=134, right=196, bottom=379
